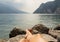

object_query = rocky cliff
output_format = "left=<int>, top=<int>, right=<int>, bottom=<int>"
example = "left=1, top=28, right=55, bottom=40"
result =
left=34, top=0, right=60, bottom=14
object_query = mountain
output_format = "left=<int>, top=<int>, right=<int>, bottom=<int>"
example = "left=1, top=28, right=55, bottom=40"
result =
left=55, top=0, right=60, bottom=7
left=34, top=0, right=60, bottom=14
left=0, top=3, right=26, bottom=13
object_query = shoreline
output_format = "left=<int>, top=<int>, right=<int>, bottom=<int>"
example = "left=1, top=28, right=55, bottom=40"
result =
left=0, top=24, right=60, bottom=42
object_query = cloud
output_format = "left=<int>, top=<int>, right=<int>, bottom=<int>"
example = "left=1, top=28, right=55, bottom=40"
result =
left=0, top=0, right=54, bottom=13
left=0, top=0, right=41, bottom=13
left=13, top=0, right=22, bottom=3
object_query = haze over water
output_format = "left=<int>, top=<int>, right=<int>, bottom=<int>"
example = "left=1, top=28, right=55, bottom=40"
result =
left=0, top=14, right=60, bottom=39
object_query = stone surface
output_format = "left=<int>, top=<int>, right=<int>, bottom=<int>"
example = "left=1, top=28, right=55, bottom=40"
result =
left=32, top=24, right=49, bottom=34
left=42, top=34, right=57, bottom=42
left=7, top=34, right=58, bottom=42
left=0, top=39, right=7, bottom=42
left=9, top=27, right=26, bottom=38
left=7, top=35, right=25, bottom=42
left=49, top=29, right=60, bottom=42
left=54, top=25, right=60, bottom=30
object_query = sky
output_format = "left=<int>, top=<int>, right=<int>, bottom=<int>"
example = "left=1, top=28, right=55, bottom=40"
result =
left=0, top=0, right=54, bottom=13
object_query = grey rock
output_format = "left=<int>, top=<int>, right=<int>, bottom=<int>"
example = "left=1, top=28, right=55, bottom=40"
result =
left=0, top=39, right=7, bottom=42
left=7, top=34, right=58, bottom=42
left=32, top=24, right=49, bottom=34
left=7, top=35, right=25, bottom=42
left=9, top=27, right=26, bottom=38
left=42, top=34, right=57, bottom=42
left=54, top=25, right=60, bottom=30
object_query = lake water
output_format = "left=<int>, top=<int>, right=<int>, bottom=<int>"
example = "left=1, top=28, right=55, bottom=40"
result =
left=0, top=14, right=60, bottom=39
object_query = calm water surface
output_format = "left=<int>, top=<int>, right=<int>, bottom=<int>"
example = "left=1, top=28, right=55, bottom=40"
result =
left=0, top=14, right=60, bottom=39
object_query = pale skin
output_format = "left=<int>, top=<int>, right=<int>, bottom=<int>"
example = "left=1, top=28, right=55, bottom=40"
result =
left=19, top=29, right=47, bottom=42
